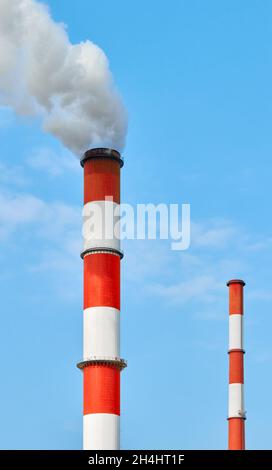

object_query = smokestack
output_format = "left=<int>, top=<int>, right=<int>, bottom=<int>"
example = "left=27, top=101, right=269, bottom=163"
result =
left=227, top=279, right=246, bottom=450
left=77, top=148, right=126, bottom=450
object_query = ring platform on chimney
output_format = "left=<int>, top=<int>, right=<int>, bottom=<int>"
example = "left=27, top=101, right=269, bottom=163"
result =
left=80, top=247, right=124, bottom=259
left=77, top=357, right=127, bottom=371
left=228, top=348, right=245, bottom=354
left=80, top=147, right=124, bottom=168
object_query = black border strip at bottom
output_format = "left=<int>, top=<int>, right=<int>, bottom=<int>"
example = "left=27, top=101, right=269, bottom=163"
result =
left=0, top=450, right=271, bottom=464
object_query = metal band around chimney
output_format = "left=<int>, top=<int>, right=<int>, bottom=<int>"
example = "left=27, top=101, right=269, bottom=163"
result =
left=228, top=415, right=246, bottom=421
left=81, top=247, right=124, bottom=259
left=228, top=349, right=245, bottom=354
left=77, top=358, right=127, bottom=371
left=80, top=148, right=124, bottom=168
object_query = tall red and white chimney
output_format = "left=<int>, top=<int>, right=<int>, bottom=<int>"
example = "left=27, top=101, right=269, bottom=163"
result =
left=227, top=279, right=246, bottom=450
left=77, top=148, right=126, bottom=450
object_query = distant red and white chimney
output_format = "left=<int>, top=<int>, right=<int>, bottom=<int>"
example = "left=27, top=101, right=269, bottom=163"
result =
left=227, top=279, right=246, bottom=450
left=78, top=148, right=126, bottom=450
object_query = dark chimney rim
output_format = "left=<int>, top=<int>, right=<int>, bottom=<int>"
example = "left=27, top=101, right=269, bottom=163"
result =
left=226, top=279, right=246, bottom=287
left=80, top=147, right=124, bottom=168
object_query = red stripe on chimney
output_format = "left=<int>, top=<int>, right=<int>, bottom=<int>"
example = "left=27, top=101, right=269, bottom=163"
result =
left=84, top=253, right=120, bottom=310
left=83, top=365, right=120, bottom=415
left=84, top=158, right=120, bottom=204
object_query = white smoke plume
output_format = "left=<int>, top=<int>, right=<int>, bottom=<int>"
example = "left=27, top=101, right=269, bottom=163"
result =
left=0, top=0, right=127, bottom=155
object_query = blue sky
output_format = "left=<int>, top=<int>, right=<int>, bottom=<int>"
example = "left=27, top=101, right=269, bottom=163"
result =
left=0, top=0, right=272, bottom=449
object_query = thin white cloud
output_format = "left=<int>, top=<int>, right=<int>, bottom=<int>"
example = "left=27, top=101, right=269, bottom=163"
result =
left=0, top=161, right=28, bottom=186
left=248, top=289, right=272, bottom=301
left=0, top=189, right=81, bottom=248
left=0, top=187, right=82, bottom=300
left=191, top=219, right=238, bottom=248
left=123, top=239, right=172, bottom=282
left=0, top=191, right=44, bottom=235
left=26, top=147, right=80, bottom=177
left=124, top=218, right=259, bottom=310
left=148, top=275, right=223, bottom=305
left=244, top=238, right=272, bottom=252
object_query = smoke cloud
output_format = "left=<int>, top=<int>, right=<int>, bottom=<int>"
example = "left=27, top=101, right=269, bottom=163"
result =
left=0, top=0, right=127, bottom=155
